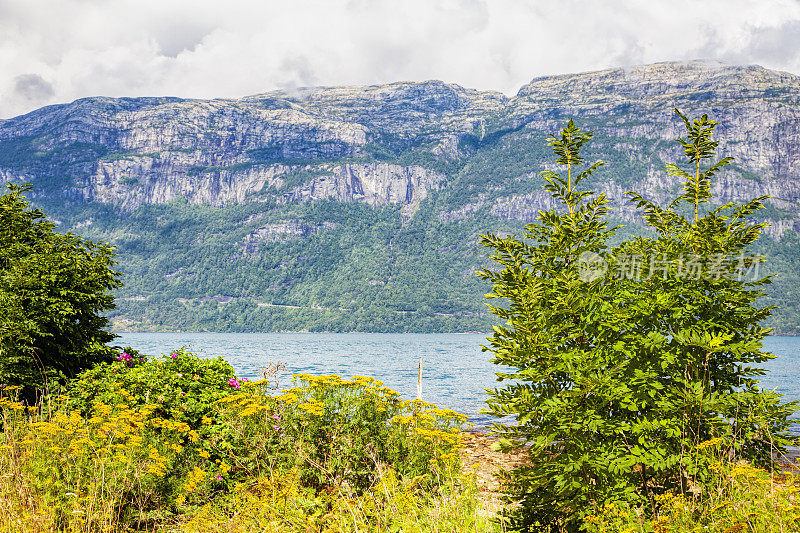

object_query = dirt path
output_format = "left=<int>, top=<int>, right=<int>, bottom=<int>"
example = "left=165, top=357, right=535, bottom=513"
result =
left=459, top=431, right=527, bottom=518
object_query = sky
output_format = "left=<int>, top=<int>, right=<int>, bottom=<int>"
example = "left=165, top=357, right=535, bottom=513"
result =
left=1, top=0, right=800, bottom=118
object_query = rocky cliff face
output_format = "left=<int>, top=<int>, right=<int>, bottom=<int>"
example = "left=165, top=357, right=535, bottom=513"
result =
left=1, top=61, right=798, bottom=236
left=281, top=163, right=445, bottom=213
left=452, top=62, right=800, bottom=239
left=0, top=80, right=498, bottom=213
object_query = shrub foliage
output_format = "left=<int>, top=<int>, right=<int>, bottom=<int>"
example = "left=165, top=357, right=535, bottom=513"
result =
left=0, top=184, right=120, bottom=401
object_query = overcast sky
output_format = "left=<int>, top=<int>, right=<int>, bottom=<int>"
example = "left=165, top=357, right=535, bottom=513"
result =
left=1, top=0, right=799, bottom=118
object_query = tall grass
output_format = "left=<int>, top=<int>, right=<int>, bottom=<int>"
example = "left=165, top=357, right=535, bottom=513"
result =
left=582, top=440, right=800, bottom=532
left=183, top=468, right=495, bottom=532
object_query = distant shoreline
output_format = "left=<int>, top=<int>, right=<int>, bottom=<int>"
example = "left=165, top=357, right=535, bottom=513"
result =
left=112, top=330, right=797, bottom=337
left=111, top=330, right=492, bottom=335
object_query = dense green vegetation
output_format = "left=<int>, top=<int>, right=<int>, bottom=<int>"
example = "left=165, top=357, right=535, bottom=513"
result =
left=480, top=113, right=798, bottom=531
left=41, top=196, right=499, bottom=333
left=0, top=184, right=120, bottom=402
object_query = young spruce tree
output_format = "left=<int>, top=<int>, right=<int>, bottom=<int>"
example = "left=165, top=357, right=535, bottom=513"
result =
left=480, top=120, right=628, bottom=531
left=619, top=110, right=797, bottom=498
left=480, top=112, right=797, bottom=532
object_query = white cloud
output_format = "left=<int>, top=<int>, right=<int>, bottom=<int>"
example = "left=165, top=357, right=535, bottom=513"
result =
left=1, top=0, right=799, bottom=118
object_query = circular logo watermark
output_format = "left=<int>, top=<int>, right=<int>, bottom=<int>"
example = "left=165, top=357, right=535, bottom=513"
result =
left=577, top=251, right=608, bottom=282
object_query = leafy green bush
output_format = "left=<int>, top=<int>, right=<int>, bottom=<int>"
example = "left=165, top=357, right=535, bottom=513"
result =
left=66, top=346, right=237, bottom=432
left=64, top=348, right=241, bottom=506
left=479, top=113, right=797, bottom=531
left=0, top=183, right=120, bottom=402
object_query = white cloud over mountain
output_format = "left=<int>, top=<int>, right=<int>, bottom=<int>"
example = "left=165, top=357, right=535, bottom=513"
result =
left=1, top=0, right=799, bottom=118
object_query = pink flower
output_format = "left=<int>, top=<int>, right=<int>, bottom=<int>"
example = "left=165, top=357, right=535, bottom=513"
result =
left=216, top=474, right=222, bottom=480
left=227, top=378, right=241, bottom=390
left=170, top=352, right=178, bottom=359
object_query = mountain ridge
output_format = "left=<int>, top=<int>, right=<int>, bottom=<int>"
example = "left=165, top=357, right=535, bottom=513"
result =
left=2, top=60, right=799, bottom=333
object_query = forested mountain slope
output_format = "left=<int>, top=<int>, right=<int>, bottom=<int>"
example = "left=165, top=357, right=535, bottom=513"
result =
left=1, top=60, right=799, bottom=333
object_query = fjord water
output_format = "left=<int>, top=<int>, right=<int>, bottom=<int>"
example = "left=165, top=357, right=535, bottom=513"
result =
left=116, top=333, right=800, bottom=427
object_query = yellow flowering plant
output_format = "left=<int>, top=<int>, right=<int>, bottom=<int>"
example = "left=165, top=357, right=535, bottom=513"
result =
left=1, top=365, right=472, bottom=531
left=210, top=373, right=466, bottom=493
left=0, top=390, right=184, bottom=530
left=583, top=459, right=800, bottom=533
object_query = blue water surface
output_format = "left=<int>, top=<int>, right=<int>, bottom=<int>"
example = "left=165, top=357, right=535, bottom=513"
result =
left=116, top=332, right=800, bottom=428
left=116, top=332, right=499, bottom=425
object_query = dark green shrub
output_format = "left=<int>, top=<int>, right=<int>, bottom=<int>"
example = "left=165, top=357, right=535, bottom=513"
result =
left=0, top=184, right=120, bottom=402
left=66, top=347, right=240, bottom=503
